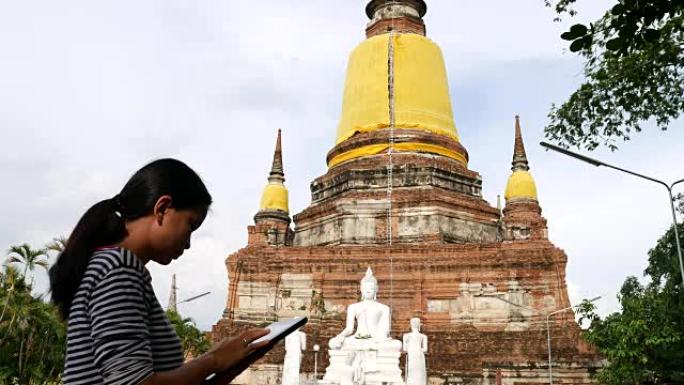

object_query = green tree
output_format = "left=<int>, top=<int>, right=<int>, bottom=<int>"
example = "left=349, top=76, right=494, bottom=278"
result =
left=166, top=309, right=211, bottom=360
left=6, top=243, right=48, bottom=286
left=0, top=263, right=65, bottom=385
left=544, top=0, right=684, bottom=150
left=577, top=223, right=684, bottom=385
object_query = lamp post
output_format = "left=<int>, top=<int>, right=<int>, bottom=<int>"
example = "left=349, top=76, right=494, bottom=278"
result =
left=540, top=141, right=684, bottom=286
left=313, top=344, right=320, bottom=381
left=494, top=293, right=601, bottom=385
left=546, top=296, right=601, bottom=385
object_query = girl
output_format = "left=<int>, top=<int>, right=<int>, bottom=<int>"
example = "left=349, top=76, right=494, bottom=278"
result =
left=49, top=158, right=271, bottom=385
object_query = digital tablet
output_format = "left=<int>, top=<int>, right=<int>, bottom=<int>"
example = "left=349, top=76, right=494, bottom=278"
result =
left=249, top=316, right=308, bottom=348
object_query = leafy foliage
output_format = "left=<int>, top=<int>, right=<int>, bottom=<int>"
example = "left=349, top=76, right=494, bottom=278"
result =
left=545, top=0, right=579, bottom=20
left=544, top=1, right=684, bottom=150
left=166, top=309, right=211, bottom=360
left=577, top=223, right=684, bottom=385
left=0, top=263, right=66, bottom=384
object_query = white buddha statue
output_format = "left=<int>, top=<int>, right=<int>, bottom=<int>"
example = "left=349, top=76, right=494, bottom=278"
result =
left=282, top=328, right=306, bottom=385
left=403, top=318, right=428, bottom=385
left=329, top=267, right=401, bottom=350
left=322, top=267, right=403, bottom=385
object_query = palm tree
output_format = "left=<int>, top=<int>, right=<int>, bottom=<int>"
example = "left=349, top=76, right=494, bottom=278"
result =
left=6, top=244, right=48, bottom=285
left=44, top=236, right=67, bottom=257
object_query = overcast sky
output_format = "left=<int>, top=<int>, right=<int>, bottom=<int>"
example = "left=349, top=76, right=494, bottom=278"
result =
left=1, top=0, right=682, bottom=331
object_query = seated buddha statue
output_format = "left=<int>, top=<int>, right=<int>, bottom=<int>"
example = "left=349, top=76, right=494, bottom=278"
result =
left=329, top=267, right=402, bottom=351
left=322, top=267, right=404, bottom=384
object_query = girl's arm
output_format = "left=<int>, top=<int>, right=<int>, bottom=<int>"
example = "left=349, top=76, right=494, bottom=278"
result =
left=141, top=329, right=271, bottom=385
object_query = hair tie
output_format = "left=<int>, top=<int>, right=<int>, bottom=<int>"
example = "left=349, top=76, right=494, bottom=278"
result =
left=112, top=194, right=124, bottom=218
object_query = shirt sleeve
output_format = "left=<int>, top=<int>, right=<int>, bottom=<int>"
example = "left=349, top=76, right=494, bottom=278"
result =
left=88, top=265, right=154, bottom=385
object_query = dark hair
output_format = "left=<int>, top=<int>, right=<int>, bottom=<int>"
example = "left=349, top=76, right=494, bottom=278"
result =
left=49, top=158, right=212, bottom=319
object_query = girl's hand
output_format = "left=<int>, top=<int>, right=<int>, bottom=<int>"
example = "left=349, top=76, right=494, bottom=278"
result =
left=208, top=341, right=274, bottom=385
left=205, top=328, right=270, bottom=373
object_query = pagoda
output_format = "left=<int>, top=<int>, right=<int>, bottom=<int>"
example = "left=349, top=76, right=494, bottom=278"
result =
left=212, top=1, right=601, bottom=384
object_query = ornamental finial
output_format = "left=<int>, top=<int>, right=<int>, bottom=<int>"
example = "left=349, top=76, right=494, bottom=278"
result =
left=512, top=116, right=530, bottom=172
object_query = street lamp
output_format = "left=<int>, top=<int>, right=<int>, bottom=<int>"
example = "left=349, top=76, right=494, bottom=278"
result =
left=546, top=296, right=601, bottom=385
left=493, top=293, right=601, bottom=385
left=313, top=344, right=320, bottom=381
left=540, top=141, right=684, bottom=286
left=178, top=291, right=211, bottom=305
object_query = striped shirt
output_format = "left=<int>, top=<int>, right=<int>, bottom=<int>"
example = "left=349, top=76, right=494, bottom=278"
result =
left=63, top=247, right=184, bottom=385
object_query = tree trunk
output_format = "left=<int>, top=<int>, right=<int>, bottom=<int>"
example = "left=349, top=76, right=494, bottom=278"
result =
left=39, top=332, right=48, bottom=367
left=0, top=295, right=10, bottom=323
left=0, top=308, right=17, bottom=346
left=24, top=329, right=34, bottom=380
left=18, top=335, right=24, bottom=376
left=7, top=310, right=16, bottom=334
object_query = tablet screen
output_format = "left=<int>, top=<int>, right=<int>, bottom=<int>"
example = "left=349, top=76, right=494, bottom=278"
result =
left=250, top=316, right=307, bottom=346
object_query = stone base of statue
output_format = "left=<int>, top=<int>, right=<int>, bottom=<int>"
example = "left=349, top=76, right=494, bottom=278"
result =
left=320, top=338, right=404, bottom=385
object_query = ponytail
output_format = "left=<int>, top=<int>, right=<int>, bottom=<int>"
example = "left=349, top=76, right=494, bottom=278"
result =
left=49, top=158, right=212, bottom=319
left=49, top=198, right=127, bottom=319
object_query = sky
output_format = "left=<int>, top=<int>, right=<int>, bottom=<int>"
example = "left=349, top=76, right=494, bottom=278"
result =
left=1, top=0, right=682, bottom=331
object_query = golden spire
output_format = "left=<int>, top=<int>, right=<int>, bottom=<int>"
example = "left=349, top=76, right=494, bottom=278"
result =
left=512, top=115, right=530, bottom=172
left=366, top=0, right=426, bottom=20
left=504, top=116, right=538, bottom=201
left=268, top=129, right=285, bottom=184
left=365, top=0, right=427, bottom=37
left=258, top=129, right=289, bottom=214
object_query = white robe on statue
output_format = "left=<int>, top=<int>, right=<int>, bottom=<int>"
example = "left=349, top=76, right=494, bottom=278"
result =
left=282, top=330, right=306, bottom=385
left=403, top=332, right=427, bottom=385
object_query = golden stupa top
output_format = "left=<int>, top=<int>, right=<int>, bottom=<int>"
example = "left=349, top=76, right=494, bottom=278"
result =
left=504, top=116, right=538, bottom=201
left=259, top=184, right=289, bottom=212
left=330, top=1, right=463, bottom=167
left=259, top=129, right=289, bottom=213
left=335, top=33, right=459, bottom=145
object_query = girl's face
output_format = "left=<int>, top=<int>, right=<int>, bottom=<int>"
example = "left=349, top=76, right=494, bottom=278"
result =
left=149, top=198, right=208, bottom=265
